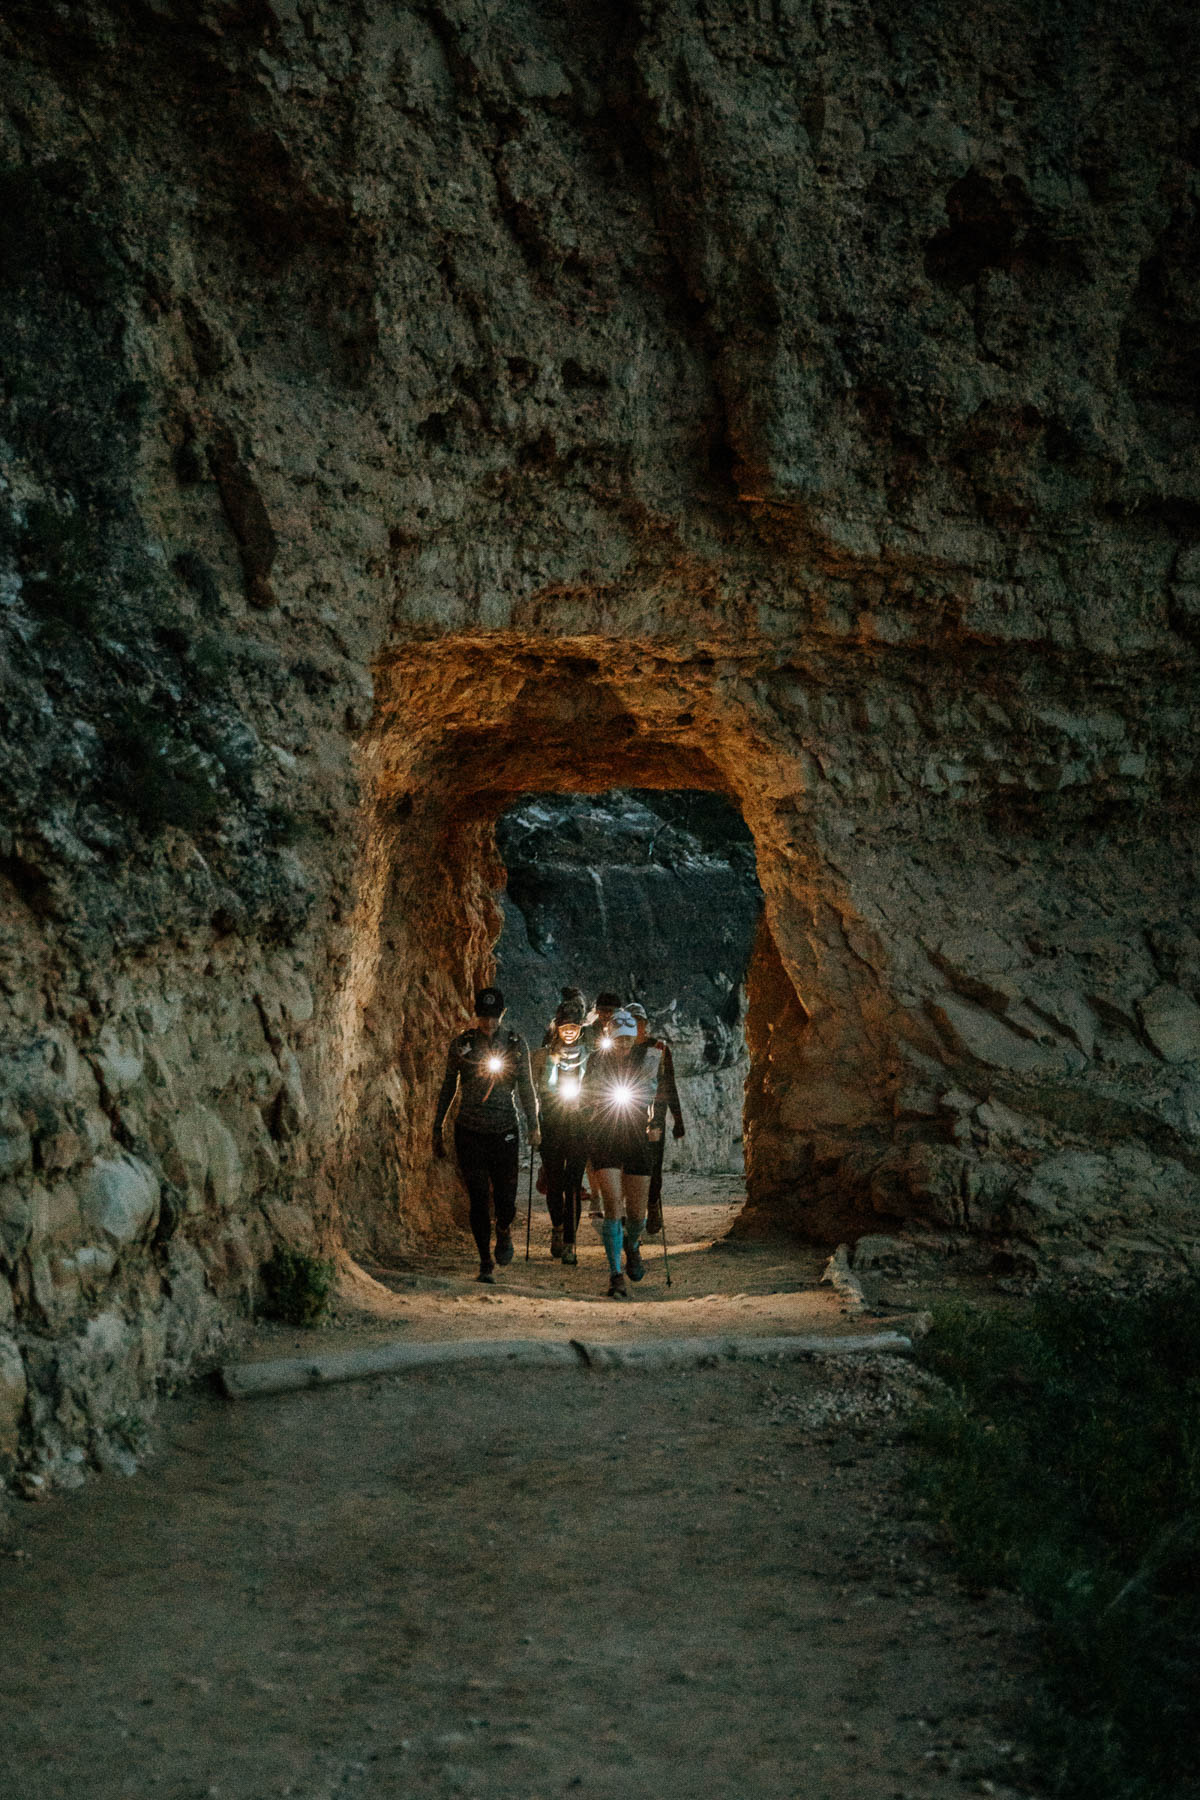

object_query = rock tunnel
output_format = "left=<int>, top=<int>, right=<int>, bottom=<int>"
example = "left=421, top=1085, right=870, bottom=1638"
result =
left=326, top=631, right=902, bottom=1263
left=3, top=0, right=1200, bottom=1478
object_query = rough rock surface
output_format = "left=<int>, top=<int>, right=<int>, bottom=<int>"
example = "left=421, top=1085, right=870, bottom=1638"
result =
left=495, top=789, right=760, bottom=1172
left=1, top=0, right=1199, bottom=1470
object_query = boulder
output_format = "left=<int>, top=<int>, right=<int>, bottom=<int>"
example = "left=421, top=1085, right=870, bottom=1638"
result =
left=1138, top=984, right=1200, bottom=1063
left=79, top=1155, right=160, bottom=1245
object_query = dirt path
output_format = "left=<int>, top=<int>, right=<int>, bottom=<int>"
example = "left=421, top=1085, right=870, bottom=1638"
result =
left=253, top=1175, right=900, bottom=1363
left=1, top=1185, right=1039, bottom=1800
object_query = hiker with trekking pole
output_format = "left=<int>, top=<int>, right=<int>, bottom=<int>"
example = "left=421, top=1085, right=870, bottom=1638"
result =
left=580, top=1007, right=668, bottom=1299
left=530, top=992, right=590, bottom=1265
left=626, top=1003, right=686, bottom=1240
left=431, top=986, right=539, bottom=1284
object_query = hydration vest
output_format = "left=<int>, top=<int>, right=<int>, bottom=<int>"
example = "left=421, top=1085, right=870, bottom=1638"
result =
left=542, top=1038, right=589, bottom=1105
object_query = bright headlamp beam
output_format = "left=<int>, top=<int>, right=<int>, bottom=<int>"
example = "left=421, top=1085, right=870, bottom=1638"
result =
left=487, top=1055, right=503, bottom=1073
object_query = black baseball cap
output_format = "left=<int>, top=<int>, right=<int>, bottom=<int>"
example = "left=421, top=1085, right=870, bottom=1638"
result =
left=474, top=987, right=505, bottom=1016
left=594, top=990, right=622, bottom=1010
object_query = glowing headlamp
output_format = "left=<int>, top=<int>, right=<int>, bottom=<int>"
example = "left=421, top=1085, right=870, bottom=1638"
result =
left=610, top=1083, right=633, bottom=1108
left=600, top=1035, right=613, bottom=1050
left=487, top=1055, right=503, bottom=1074
left=559, top=1075, right=579, bottom=1100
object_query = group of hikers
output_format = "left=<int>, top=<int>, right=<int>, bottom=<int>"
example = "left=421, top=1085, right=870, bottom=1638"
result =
left=432, top=985, right=685, bottom=1298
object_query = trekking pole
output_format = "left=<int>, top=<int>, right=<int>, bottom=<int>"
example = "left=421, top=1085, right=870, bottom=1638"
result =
left=660, top=1204, right=672, bottom=1287
left=525, top=1146, right=534, bottom=1261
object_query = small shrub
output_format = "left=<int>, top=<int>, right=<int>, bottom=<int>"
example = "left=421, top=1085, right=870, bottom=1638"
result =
left=910, top=1284, right=1200, bottom=1800
left=259, top=1247, right=335, bottom=1327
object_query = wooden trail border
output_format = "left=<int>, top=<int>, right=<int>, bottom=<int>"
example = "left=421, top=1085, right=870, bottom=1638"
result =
left=218, top=1331, right=914, bottom=1401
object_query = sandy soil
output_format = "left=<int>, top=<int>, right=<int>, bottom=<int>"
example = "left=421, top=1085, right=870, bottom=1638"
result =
left=1, top=1182, right=1040, bottom=1800
left=248, top=1175, right=900, bottom=1364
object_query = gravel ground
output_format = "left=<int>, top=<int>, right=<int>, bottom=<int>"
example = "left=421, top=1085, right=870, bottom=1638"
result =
left=1, top=1182, right=1041, bottom=1800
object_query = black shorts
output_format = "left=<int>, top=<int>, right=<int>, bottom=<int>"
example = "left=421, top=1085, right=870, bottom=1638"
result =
left=589, top=1120, right=654, bottom=1178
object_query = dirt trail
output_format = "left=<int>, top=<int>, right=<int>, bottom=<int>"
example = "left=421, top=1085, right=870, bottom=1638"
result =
left=1, top=1184, right=1038, bottom=1800
left=254, top=1175, right=903, bottom=1363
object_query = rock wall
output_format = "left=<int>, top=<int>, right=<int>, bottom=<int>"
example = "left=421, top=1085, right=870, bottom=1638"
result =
left=1, top=0, right=1199, bottom=1475
left=494, top=790, right=761, bottom=1172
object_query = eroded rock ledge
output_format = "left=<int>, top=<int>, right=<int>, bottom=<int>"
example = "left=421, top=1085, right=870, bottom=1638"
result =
left=1, top=0, right=1198, bottom=1479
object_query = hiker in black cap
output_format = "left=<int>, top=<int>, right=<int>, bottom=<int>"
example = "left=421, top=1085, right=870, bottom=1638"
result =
left=627, top=1004, right=686, bottom=1234
left=432, top=987, right=539, bottom=1283
left=531, top=991, right=590, bottom=1264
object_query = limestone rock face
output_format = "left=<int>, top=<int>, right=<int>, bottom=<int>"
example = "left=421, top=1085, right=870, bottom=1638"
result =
left=1, top=0, right=1199, bottom=1470
left=494, top=790, right=761, bottom=1172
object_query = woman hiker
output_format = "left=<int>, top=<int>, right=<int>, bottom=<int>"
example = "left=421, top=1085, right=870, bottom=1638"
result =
left=581, top=1007, right=666, bottom=1298
left=580, top=988, right=624, bottom=1236
left=432, top=986, right=539, bottom=1283
left=531, top=992, right=591, bottom=1264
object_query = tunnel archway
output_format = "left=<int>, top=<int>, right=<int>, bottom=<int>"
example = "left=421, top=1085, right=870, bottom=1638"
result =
left=324, top=633, right=905, bottom=1262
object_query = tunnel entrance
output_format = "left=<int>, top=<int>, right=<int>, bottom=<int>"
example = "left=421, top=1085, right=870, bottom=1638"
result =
left=329, top=633, right=901, bottom=1267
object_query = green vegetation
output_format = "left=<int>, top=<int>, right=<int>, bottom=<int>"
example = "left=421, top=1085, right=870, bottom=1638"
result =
left=911, top=1285, right=1200, bottom=1800
left=259, top=1247, right=336, bottom=1327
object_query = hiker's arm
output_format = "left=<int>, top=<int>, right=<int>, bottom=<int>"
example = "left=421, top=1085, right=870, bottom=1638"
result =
left=432, top=1043, right=459, bottom=1145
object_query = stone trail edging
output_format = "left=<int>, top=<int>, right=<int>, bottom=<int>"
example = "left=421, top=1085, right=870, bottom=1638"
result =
left=217, top=1331, right=913, bottom=1400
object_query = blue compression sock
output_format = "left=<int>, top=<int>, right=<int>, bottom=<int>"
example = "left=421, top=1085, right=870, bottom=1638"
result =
left=600, top=1218, right=624, bottom=1276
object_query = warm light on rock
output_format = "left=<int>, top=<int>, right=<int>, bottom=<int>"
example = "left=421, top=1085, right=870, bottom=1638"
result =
left=0, top=0, right=1197, bottom=1475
